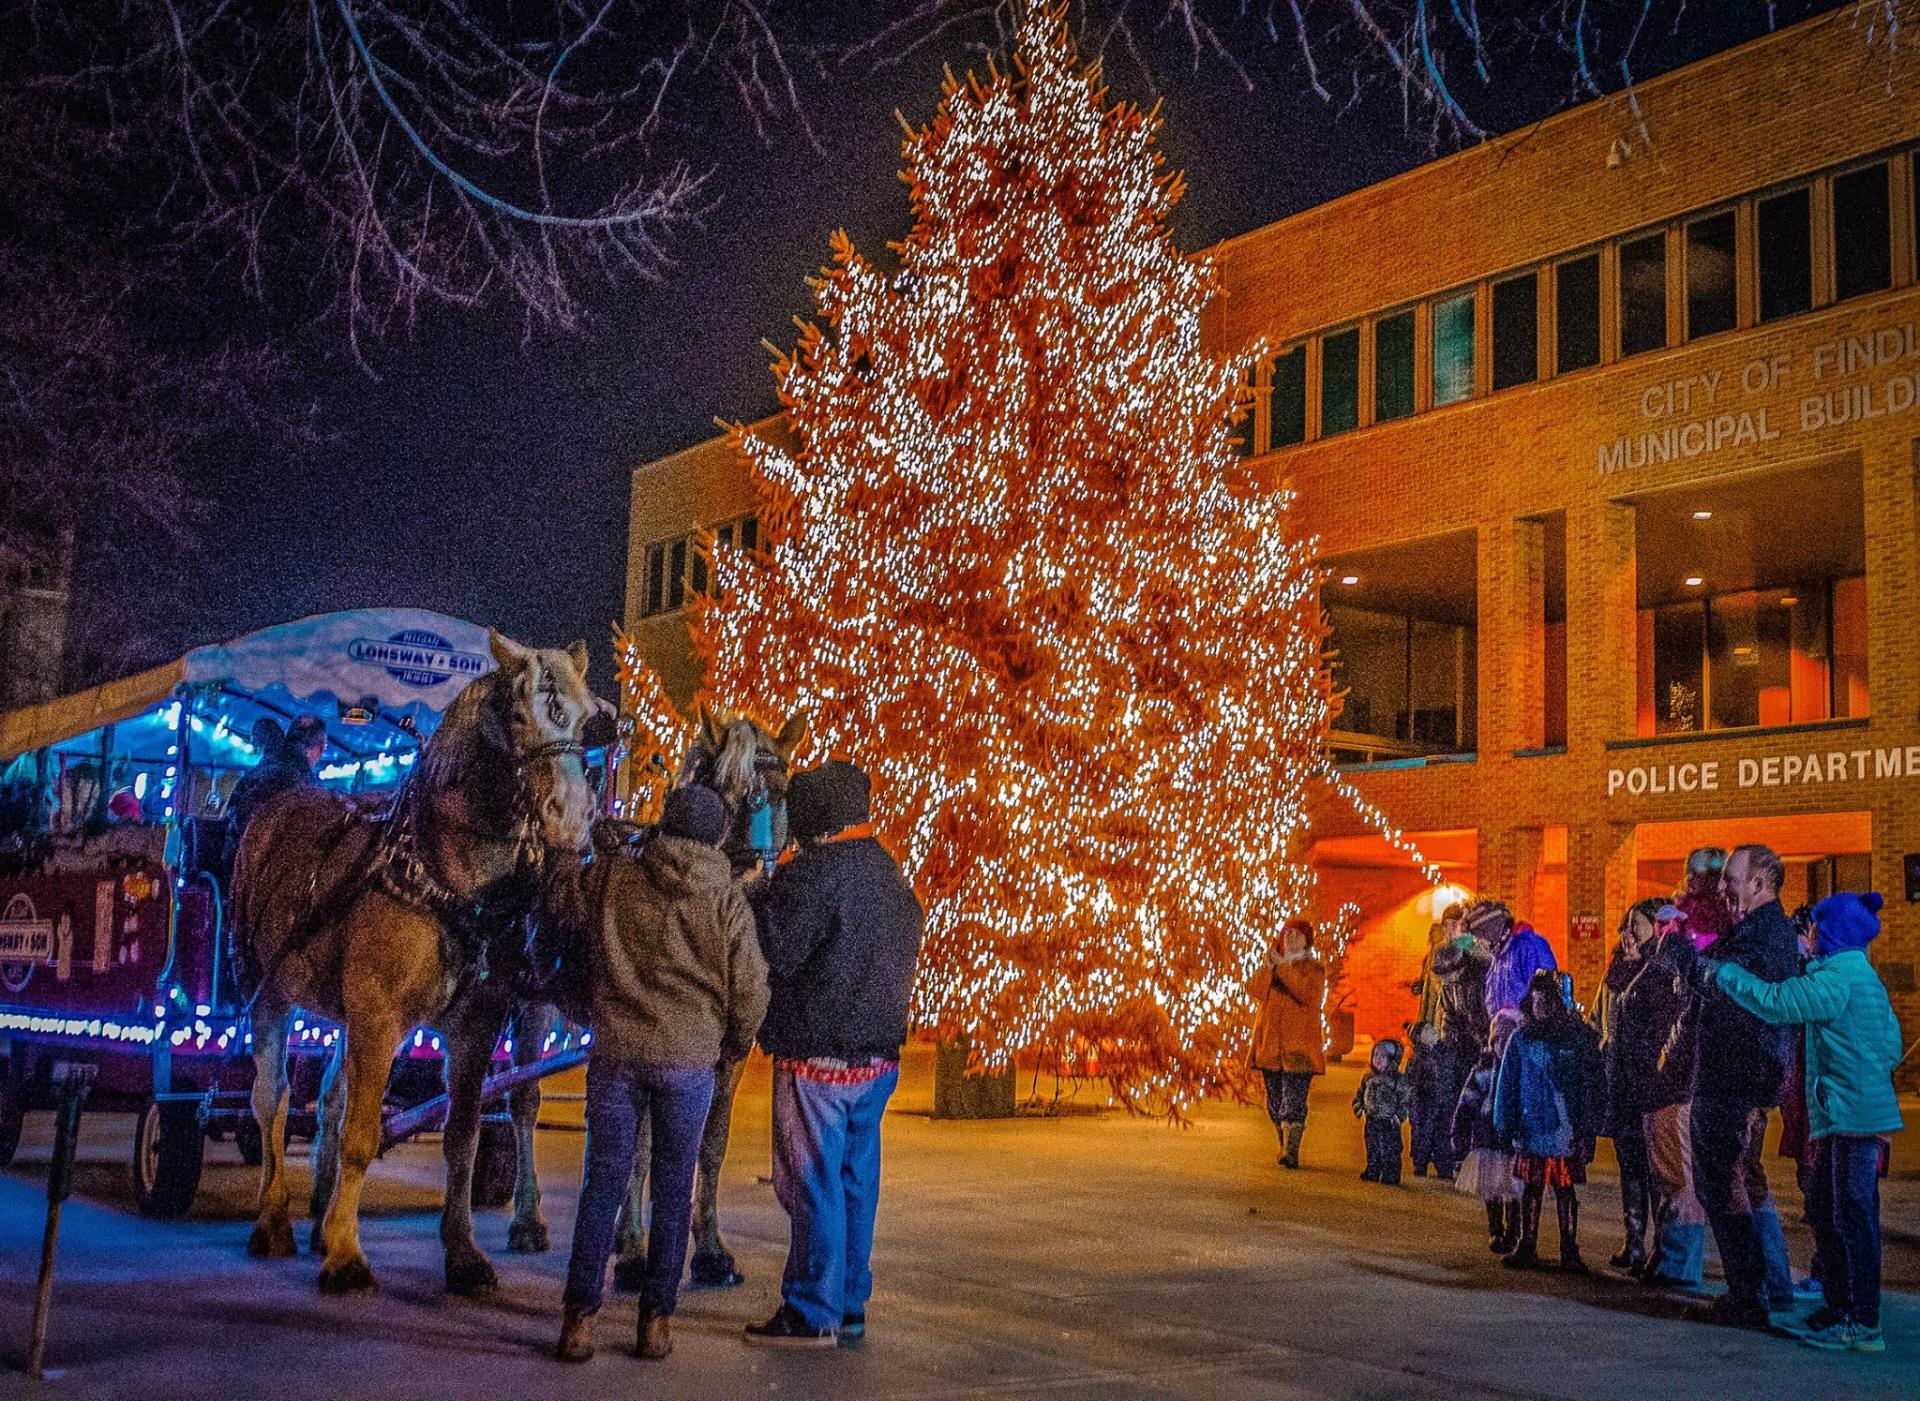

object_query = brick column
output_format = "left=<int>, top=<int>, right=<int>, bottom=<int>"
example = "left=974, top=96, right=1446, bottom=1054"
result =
left=1479, top=517, right=1547, bottom=756
left=1566, top=499, right=1638, bottom=750
left=1568, top=821, right=1636, bottom=1002
left=1863, top=435, right=1919, bottom=1086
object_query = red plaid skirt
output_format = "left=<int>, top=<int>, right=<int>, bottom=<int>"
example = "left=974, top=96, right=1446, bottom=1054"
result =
left=1512, top=1155, right=1574, bottom=1189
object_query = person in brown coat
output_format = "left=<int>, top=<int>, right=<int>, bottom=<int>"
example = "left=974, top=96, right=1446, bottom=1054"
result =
left=558, top=785, right=770, bottom=1364
left=1249, top=917, right=1328, bottom=1169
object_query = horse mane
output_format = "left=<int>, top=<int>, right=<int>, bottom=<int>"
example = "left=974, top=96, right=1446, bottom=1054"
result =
left=675, top=714, right=763, bottom=806
left=417, top=665, right=516, bottom=812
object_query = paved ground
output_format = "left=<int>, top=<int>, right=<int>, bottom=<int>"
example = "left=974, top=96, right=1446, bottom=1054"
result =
left=3, top=1048, right=1917, bottom=1399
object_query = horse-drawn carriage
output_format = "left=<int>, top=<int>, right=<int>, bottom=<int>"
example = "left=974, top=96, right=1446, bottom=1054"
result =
left=0, top=608, right=592, bottom=1218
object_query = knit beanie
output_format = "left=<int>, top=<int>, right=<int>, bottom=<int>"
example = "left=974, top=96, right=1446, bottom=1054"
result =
left=1813, top=891, right=1883, bottom=956
left=659, top=785, right=727, bottom=846
left=787, top=760, right=870, bottom=842
left=1462, top=899, right=1512, bottom=941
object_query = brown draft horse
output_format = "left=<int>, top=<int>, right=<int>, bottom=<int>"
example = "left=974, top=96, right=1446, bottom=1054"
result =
left=516, top=705, right=805, bottom=1289
left=233, top=633, right=601, bottom=1296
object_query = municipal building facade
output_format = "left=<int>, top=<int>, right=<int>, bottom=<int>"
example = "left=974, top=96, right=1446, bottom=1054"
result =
left=625, top=11, right=1920, bottom=1067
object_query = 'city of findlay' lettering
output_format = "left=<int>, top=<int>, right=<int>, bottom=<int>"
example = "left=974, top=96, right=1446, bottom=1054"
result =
left=1597, top=322, right=1920, bottom=475
left=1607, top=743, right=1920, bottom=797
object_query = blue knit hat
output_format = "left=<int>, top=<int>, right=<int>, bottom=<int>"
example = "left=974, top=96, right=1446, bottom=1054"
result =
left=1812, top=891, right=1883, bottom=956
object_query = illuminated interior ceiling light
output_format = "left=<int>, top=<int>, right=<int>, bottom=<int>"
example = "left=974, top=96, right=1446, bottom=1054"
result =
left=1691, top=510, right=1712, bottom=520
left=1339, top=575, right=1359, bottom=585
left=1778, top=595, right=1799, bottom=607
left=1684, top=576, right=1705, bottom=587
left=671, top=8, right=1435, bottom=1116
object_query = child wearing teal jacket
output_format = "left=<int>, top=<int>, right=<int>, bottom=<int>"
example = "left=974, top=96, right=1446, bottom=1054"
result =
left=1711, top=891, right=1904, bottom=1355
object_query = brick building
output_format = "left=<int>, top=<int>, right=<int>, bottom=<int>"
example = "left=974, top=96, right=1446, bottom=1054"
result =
left=625, top=10, right=1920, bottom=1066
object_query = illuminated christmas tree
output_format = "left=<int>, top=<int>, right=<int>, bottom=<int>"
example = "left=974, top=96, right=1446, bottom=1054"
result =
left=698, top=10, right=1336, bottom=1114
left=613, top=625, right=692, bottom=822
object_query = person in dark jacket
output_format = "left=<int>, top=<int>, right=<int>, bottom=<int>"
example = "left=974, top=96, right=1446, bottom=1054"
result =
left=1430, top=920, right=1491, bottom=1156
left=745, top=760, right=924, bottom=1348
left=1353, top=1038, right=1412, bottom=1185
left=1407, top=1021, right=1457, bottom=1179
left=1620, top=905, right=1708, bottom=1286
left=1685, top=842, right=1801, bottom=1330
left=1453, top=1010, right=1523, bottom=1252
left=1598, top=898, right=1663, bottom=1273
left=1492, top=970, right=1604, bottom=1271
left=226, top=714, right=326, bottom=841
left=557, top=785, right=769, bottom=1363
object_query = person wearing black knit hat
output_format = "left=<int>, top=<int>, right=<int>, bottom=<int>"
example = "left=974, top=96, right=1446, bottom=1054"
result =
left=744, top=761, right=923, bottom=1348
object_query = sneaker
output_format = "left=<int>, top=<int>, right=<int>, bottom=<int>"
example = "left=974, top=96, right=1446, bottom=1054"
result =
left=1792, top=1276, right=1825, bottom=1300
left=839, top=1312, right=865, bottom=1343
left=1693, top=1294, right=1771, bottom=1332
left=744, top=1305, right=836, bottom=1348
left=1795, top=1306, right=1846, bottom=1335
left=1801, top=1320, right=1872, bottom=1352
left=1850, top=1325, right=1886, bottom=1354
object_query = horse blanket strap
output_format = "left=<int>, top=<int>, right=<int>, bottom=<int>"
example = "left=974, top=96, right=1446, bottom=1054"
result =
left=776, top=1056, right=899, bottom=1087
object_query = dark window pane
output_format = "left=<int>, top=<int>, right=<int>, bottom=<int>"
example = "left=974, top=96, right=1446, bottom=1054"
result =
left=645, top=543, right=666, bottom=616
left=1651, top=602, right=1704, bottom=734
left=1374, top=311, right=1415, bottom=421
left=1270, top=347, right=1306, bottom=447
left=1686, top=212, right=1738, bottom=339
left=739, top=515, right=758, bottom=552
left=1556, top=254, right=1601, bottom=373
left=1431, top=293, right=1475, bottom=405
left=690, top=542, right=709, bottom=597
left=1619, top=233, right=1667, bottom=356
left=667, top=538, right=687, bottom=610
left=1491, top=274, right=1538, bottom=390
left=1758, top=187, right=1812, bottom=323
left=1320, top=329, right=1359, bottom=436
left=715, top=522, right=734, bottom=552
left=1234, top=365, right=1258, bottom=456
left=1833, top=163, right=1892, bottom=302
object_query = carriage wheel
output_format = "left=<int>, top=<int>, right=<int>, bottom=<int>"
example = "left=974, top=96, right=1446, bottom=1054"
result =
left=471, top=1118, right=518, bottom=1210
left=132, top=1098, right=205, bottom=1218
left=0, top=1070, right=24, bottom=1170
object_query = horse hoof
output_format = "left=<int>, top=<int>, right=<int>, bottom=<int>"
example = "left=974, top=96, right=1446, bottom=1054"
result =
left=688, top=1254, right=744, bottom=1289
left=611, top=1254, right=649, bottom=1293
left=318, top=1258, right=378, bottom=1296
left=507, top=1220, right=550, bottom=1254
left=445, top=1253, right=499, bottom=1298
left=248, top=1221, right=297, bottom=1259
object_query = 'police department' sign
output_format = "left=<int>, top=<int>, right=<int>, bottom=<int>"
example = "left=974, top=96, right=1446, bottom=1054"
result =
left=1609, top=742, right=1920, bottom=798
left=347, top=629, right=489, bottom=690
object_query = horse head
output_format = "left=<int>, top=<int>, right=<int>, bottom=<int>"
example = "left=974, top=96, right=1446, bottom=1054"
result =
left=676, top=705, right=808, bottom=873
left=469, top=631, right=603, bottom=856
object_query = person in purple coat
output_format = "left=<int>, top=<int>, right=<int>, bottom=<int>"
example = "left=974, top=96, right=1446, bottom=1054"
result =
left=1465, top=900, right=1558, bottom=1019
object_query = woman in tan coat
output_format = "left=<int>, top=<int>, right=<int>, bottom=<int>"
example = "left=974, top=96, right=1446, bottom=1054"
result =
left=1249, top=918, right=1328, bottom=1169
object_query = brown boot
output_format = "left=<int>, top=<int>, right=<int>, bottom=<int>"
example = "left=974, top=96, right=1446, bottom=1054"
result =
left=555, top=1308, right=597, bottom=1363
left=637, top=1310, right=672, bottom=1359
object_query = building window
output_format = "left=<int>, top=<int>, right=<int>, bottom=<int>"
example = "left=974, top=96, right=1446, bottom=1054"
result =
left=738, top=514, right=759, bottom=553
left=1833, top=162, right=1892, bottom=303
left=644, top=542, right=667, bottom=616
left=1374, top=311, right=1415, bottom=422
left=1491, top=273, right=1538, bottom=391
left=1758, top=187, right=1813, bottom=323
left=1270, top=346, right=1306, bottom=448
left=1555, top=254, right=1601, bottom=373
left=1431, top=292, right=1475, bottom=406
left=667, top=539, right=688, bottom=611
left=1619, top=232, right=1667, bottom=357
left=1685, top=212, right=1737, bottom=339
left=1321, top=328, right=1359, bottom=437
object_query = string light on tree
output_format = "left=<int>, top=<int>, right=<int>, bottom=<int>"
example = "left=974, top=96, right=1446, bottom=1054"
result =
left=697, top=8, right=1430, bottom=1116
left=612, top=626, right=692, bottom=822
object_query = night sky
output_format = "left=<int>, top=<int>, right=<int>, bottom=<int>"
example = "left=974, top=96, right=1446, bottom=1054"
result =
left=170, top=6, right=1833, bottom=686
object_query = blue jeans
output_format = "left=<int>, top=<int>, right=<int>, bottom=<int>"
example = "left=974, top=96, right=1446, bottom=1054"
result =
left=564, top=1058, right=715, bottom=1316
left=1808, top=1135, right=1884, bottom=1328
left=771, top=1063, right=899, bottom=1330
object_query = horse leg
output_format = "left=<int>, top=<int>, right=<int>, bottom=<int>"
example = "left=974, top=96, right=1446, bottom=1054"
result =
left=316, top=1021, right=395, bottom=1295
left=308, top=1034, right=347, bottom=1252
left=689, top=1056, right=748, bottom=1287
left=247, top=1003, right=298, bottom=1258
left=610, top=1113, right=653, bottom=1292
left=506, top=1003, right=555, bottom=1253
left=439, top=1003, right=503, bottom=1297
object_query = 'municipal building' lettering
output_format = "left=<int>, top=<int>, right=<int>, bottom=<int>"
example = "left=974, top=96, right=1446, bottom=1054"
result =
left=622, top=10, right=1920, bottom=1078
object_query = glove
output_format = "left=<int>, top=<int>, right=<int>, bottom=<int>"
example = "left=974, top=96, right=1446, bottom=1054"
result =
left=1687, top=956, right=1721, bottom=999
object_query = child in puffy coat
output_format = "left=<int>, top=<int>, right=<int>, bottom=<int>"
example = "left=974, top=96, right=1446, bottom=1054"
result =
left=1353, top=1038, right=1412, bottom=1185
left=1453, top=1010, right=1522, bottom=1251
left=1492, top=970, right=1604, bottom=1272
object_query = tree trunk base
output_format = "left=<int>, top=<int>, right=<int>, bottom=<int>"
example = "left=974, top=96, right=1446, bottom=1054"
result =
left=931, top=1040, right=1015, bottom=1120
